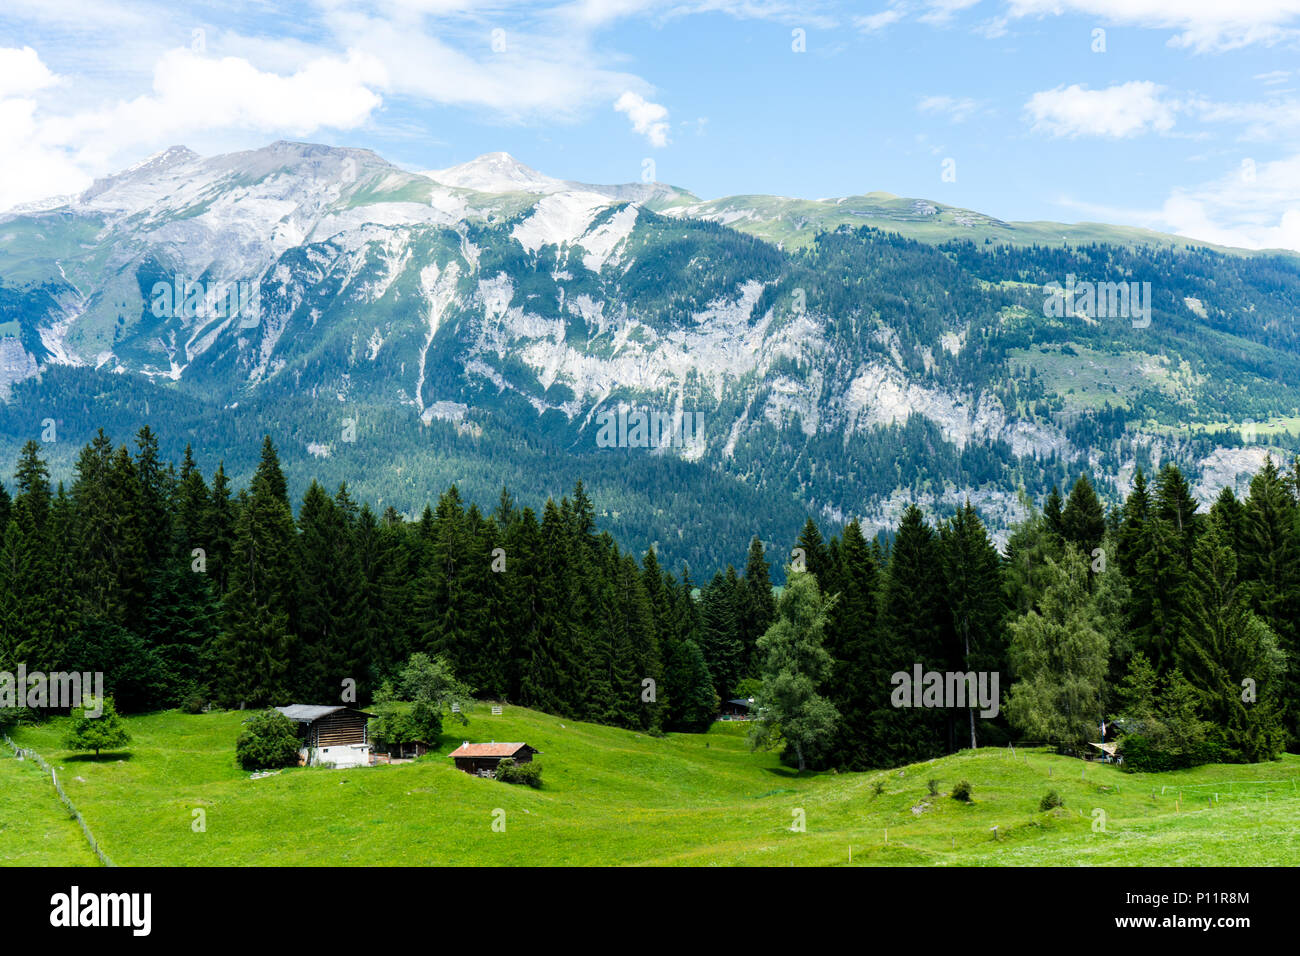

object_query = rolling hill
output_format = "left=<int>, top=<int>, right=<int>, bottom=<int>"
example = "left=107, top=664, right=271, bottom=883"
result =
left=6, top=706, right=1298, bottom=866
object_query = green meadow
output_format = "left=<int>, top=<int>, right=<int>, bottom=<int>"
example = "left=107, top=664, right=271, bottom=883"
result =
left=5, top=705, right=1298, bottom=866
left=0, top=749, right=99, bottom=866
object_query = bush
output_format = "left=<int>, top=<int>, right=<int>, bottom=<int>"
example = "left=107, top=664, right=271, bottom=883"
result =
left=872, top=779, right=885, bottom=796
left=494, top=757, right=543, bottom=788
left=1118, top=733, right=1223, bottom=773
left=1039, top=789, right=1064, bottom=811
left=927, top=778, right=939, bottom=796
left=951, top=780, right=973, bottom=802
left=182, top=694, right=207, bottom=715
left=0, top=706, right=36, bottom=732
left=63, top=696, right=131, bottom=756
left=235, top=709, right=301, bottom=771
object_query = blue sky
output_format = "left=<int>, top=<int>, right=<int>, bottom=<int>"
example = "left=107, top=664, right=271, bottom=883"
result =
left=2, top=0, right=1298, bottom=249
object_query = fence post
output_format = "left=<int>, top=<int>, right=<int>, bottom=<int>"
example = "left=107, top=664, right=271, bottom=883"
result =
left=4, top=734, right=115, bottom=866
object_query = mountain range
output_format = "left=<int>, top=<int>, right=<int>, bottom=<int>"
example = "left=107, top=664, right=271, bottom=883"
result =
left=0, top=140, right=1297, bottom=575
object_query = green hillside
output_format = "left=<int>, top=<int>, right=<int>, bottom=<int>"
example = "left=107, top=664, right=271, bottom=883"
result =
left=678, top=192, right=1296, bottom=256
left=7, top=706, right=1298, bottom=866
left=0, top=748, right=99, bottom=866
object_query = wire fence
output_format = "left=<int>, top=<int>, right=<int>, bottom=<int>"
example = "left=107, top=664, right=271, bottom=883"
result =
left=2, top=733, right=115, bottom=867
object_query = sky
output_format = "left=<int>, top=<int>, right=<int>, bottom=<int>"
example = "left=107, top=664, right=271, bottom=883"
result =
left=1, top=0, right=1298, bottom=250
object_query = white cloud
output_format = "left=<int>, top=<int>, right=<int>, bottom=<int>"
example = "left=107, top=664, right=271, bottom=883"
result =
left=1190, top=95, right=1300, bottom=140
left=855, top=5, right=907, bottom=31
left=0, top=45, right=387, bottom=211
left=855, top=0, right=981, bottom=31
left=1056, top=154, right=1300, bottom=251
left=615, top=91, right=671, bottom=147
left=1004, top=0, right=1300, bottom=52
left=37, top=47, right=387, bottom=164
left=0, top=101, right=92, bottom=211
left=0, top=48, right=85, bottom=210
left=0, top=46, right=59, bottom=97
left=1025, top=81, right=1178, bottom=138
left=918, top=94, right=982, bottom=122
left=318, top=8, right=648, bottom=122
left=918, top=0, right=982, bottom=25
left=1157, top=154, right=1300, bottom=251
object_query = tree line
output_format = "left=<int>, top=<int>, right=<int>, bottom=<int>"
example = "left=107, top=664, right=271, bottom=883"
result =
left=0, top=428, right=1296, bottom=772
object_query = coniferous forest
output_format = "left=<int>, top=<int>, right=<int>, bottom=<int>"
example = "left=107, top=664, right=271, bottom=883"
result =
left=1, top=426, right=1295, bottom=774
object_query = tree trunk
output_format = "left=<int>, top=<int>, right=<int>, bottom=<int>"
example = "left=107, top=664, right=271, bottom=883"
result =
left=965, top=627, right=976, bottom=750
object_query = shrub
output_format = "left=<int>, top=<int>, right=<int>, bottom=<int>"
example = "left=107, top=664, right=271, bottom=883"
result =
left=1039, top=789, right=1064, bottom=811
left=494, top=757, right=543, bottom=789
left=927, top=778, right=939, bottom=796
left=1118, top=733, right=1223, bottom=773
left=235, top=709, right=301, bottom=771
left=872, top=779, right=885, bottom=796
left=182, top=694, right=207, bottom=715
left=951, top=780, right=973, bottom=802
left=0, top=706, right=35, bottom=732
left=63, top=696, right=131, bottom=756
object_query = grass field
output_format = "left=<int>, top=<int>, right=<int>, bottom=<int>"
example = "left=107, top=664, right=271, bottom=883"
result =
left=5, top=705, right=1299, bottom=866
left=0, top=749, right=99, bottom=866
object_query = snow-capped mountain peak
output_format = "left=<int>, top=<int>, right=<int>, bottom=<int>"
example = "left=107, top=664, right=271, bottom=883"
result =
left=425, top=152, right=565, bottom=195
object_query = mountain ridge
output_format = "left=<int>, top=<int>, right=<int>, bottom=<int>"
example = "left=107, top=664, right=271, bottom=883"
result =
left=0, top=139, right=1297, bottom=573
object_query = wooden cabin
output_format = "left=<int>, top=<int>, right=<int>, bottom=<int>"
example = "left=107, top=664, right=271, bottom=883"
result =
left=275, top=705, right=374, bottom=768
left=372, top=739, right=432, bottom=760
left=449, top=742, right=539, bottom=777
left=719, top=697, right=754, bottom=720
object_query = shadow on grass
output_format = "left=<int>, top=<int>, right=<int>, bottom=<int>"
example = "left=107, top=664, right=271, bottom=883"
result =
left=62, top=752, right=135, bottom=762
left=763, top=766, right=805, bottom=779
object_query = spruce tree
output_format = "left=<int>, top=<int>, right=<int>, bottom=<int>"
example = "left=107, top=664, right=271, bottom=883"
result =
left=0, top=497, right=56, bottom=671
left=1178, top=514, right=1287, bottom=762
left=876, top=504, right=949, bottom=763
left=206, top=462, right=236, bottom=597
left=663, top=637, right=718, bottom=731
left=739, top=537, right=776, bottom=679
left=1061, top=473, right=1106, bottom=564
left=698, top=569, right=743, bottom=702
left=504, top=506, right=545, bottom=706
left=1117, top=468, right=1151, bottom=580
left=1237, top=458, right=1300, bottom=749
left=938, top=501, right=1006, bottom=750
left=1154, top=464, right=1200, bottom=569
left=1130, top=514, right=1189, bottom=674
left=827, top=520, right=882, bottom=770
left=219, top=461, right=298, bottom=706
left=13, top=440, right=52, bottom=531
left=793, top=518, right=830, bottom=583
left=1043, top=485, right=1065, bottom=542
left=295, top=481, right=364, bottom=702
left=255, top=435, right=290, bottom=507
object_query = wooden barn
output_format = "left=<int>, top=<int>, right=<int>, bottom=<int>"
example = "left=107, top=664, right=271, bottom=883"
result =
left=275, top=705, right=374, bottom=768
left=449, top=741, right=539, bottom=777
left=372, top=739, right=432, bottom=761
left=720, top=697, right=754, bottom=719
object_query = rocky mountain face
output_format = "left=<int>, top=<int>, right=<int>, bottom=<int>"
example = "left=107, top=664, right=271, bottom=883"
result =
left=0, top=141, right=1297, bottom=568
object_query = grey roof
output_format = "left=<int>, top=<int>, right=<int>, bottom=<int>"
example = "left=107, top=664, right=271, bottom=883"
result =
left=276, top=704, right=366, bottom=723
